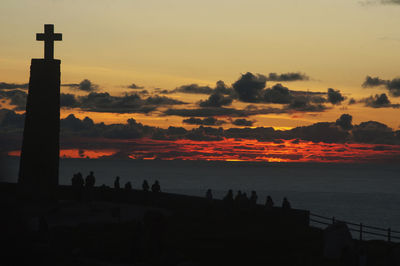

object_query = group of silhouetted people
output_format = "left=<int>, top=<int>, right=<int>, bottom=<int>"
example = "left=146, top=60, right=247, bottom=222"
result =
left=112, top=177, right=161, bottom=192
left=218, top=189, right=291, bottom=210
left=71, top=172, right=162, bottom=193
left=71, top=171, right=96, bottom=188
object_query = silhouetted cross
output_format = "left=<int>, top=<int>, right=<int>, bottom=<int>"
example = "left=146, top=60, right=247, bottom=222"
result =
left=36, top=24, right=62, bottom=60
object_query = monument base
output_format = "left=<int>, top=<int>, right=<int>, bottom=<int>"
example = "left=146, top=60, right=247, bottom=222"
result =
left=18, top=59, right=61, bottom=200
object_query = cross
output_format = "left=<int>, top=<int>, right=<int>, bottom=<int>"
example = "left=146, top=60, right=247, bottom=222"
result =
left=36, top=24, right=62, bottom=60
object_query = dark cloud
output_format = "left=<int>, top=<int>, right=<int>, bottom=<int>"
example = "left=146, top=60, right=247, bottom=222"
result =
left=266, top=72, right=309, bottom=82
left=127, top=83, right=144, bottom=89
left=232, top=119, right=254, bottom=127
left=60, top=93, right=78, bottom=107
left=348, top=98, right=356, bottom=105
left=362, top=76, right=400, bottom=97
left=285, top=122, right=350, bottom=143
left=327, top=88, right=345, bottom=105
left=335, top=114, right=353, bottom=131
left=1, top=110, right=399, bottom=150
left=61, top=114, right=157, bottom=139
left=78, top=92, right=185, bottom=113
left=183, top=117, right=226, bottom=126
left=387, top=78, right=400, bottom=97
left=174, top=84, right=214, bottom=94
left=380, top=0, right=400, bottom=4
left=62, top=79, right=99, bottom=92
left=164, top=105, right=286, bottom=118
left=199, top=93, right=233, bottom=107
left=165, top=107, right=248, bottom=117
left=229, top=73, right=329, bottom=112
left=362, top=93, right=400, bottom=108
left=0, top=108, right=25, bottom=128
left=361, top=0, right=400, bottom=5
left=232, top=72, right=267, bottom=102
left=214, top=80, right=234, bottom=95
left=352, top=121, right=397, bottom=144
left=286, top=96, right=327, bottom=112
left=0, top=89, right=27, bottom=110
left=0, top=82, right=28, bottom=90
left=362, top=76, right=387, bottom=88
left=263, top=84, right=292, bottom=104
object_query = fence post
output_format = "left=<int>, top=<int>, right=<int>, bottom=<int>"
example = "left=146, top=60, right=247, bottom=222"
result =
left=332, top=216, right=335, bottom=224
left=388, top=228, right=391, bottom=242
left=359, top=223, right=363, bottom=241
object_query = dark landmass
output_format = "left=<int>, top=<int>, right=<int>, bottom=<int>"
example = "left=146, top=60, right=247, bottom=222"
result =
left=0, top=182, right=398, bottom=266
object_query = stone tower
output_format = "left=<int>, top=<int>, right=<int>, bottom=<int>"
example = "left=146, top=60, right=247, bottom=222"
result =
left=18, top=24, right=62, bottom=200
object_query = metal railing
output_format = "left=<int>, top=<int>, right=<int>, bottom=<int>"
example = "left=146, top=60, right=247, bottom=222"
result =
left=310, top=213, right=400, bottom=242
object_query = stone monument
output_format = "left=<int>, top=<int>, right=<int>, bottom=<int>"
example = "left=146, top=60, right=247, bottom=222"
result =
left=18, top=24, right=62, bottom=200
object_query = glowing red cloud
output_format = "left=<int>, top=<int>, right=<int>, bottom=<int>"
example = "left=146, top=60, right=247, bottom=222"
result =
left=8, top=138, right=400, bottom=163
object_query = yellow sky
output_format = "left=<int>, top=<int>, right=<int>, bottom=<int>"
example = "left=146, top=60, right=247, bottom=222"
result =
left=1, top=0, right=400, bottom=128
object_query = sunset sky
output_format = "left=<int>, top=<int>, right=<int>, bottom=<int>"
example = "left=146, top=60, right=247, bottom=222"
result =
left=1, top=0, right=400, bottom=162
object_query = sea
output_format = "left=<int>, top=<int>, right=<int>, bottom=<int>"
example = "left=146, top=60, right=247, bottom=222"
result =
left=1, top=157, right=399, bottom=240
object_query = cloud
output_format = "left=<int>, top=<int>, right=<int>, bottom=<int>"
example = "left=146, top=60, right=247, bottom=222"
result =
left=0, top=90, right=27, bottom=110
left=183, top=117, right=226, bottom=126
left=214, top=80, right=233, bottom=95
left=362, top=76, right=400, bottom=97
left=164, top=105, right=286, bottom=118
left=0, top=108, right=25, bottom=128
left=1, top=110, right=399, bottom=152
left=380, top=0, right=400, bottom=4
left=232, top=72, right=267, bottom=102
left=266, top=72, right=310, bottom=82
left=387, top=78, right=400, bottom=97
left=361, top=0, right=400, bottom=5
left=174, top=84, right=214, bottom=94
left=361, top=93, right=400, bottom=108
left=335, top=114, right=353, bottom=130
left=362, top=76, right=387, bottom=88
left=78, top=92, right=186, bottom=113
left=199, top=93, right=233, bottom=107
left=352, top=121, right=397, bottom=144
left=286, top=96, right=328, bottom=112
left=348, top=98, right=357, bottom=105
left=62, top=79, right=99, bottom=92
left=127, top=83, right=144, bottom=89
left=327, top=88, right=345, bottom=105
left=0, top=82, right=28, bottom=90
left=263, top=84, right=292, bottom=104
left=60, top=93, right=79, bottom=107
left=232, top=119, right=254, bottom=127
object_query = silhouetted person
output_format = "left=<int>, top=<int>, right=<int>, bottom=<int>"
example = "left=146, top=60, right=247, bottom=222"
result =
left=235, top=190, right=242, bottom=202
left=125, top=182, right=132, bottom=190
left=265, top=195, right=274, bottom=209
left=71, top=172, right=84, bottom=201
left=224, top=189, right=233, bottom=201
left=71, top=173, right=84, bottom=187
left=142, top=180, right=149, bottom=192
left=76, top=172, right=84, bottom=187
left=114, top=176, right=120, bottom=189
left=71, top=173, right=78, bottom=186
left=250, top=190, right=258, bottom=206
left=282, top=197, right=291, bottom=209
left=223, top=189, right=234, bottom=208
left=206, top=189, right=213, bottom=200
left=241, top=192, right=250, bottom=208
left=85, top=171, right=95, bottom=188
left=151, top=180, right=161, bottom=193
